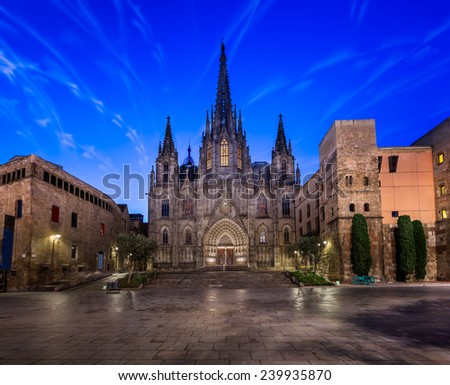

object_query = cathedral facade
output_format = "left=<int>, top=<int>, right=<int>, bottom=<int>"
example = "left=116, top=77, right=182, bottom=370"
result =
left=148, top=44, right=300, bottom=269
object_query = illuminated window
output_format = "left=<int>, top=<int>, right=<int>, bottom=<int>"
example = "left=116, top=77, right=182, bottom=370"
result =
left=237, top=144, right=243, bottom=169
left=443, top=209, right=448, bottom=219
left=437, top=153, right=444, bottom=165
left=220, top=139, right=229, bottom=166
left=259, top=230, right=266, bottom=244
left=206, top=143, right=212, bottom=170
left=440, top=185, right=446, bottom=196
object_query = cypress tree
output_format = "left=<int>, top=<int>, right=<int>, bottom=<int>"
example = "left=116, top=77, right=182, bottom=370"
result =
left=412, top=220, right=427, bottom=280
left=350, top=214, right=372, bottom=276
left=397, top=215, right=417, bottom=281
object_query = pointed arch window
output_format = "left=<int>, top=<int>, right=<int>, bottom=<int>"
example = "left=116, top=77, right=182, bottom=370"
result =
left=161, top=199, right=170, bottom=217
left=163, top=162, right=169, bottom=183
left=220, top=139, right=229, bottom=166
left=283, top=227, right=290, bottom=244
left=282, top=196, right=291, bottom=216
left=185, top=229, right=192, bottom=245
left=257, top=194, right=268, bottom=217
left=206, top=143, right=212, bottom=170
left=237, top=144, right=243, bottom=169
left=183, top=198, right=193, bottom=216
left=259, top=230, right=266, bottom=244
left=162, top=228, right=169, bottom=244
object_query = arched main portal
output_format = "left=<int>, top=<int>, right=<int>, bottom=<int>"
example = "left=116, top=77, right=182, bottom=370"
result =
left=203, top=218, right=248, bottom=266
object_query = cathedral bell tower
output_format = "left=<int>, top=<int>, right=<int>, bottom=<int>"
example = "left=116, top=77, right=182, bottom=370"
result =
left=154, top=116, right=179, bottom=188
left=271, top=114, right=295, bottom=186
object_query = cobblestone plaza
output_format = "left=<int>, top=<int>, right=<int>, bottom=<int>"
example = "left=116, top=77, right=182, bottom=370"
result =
left=1, top=271, right=450, bottom=365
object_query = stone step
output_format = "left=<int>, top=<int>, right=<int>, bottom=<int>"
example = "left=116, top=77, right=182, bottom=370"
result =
left=149, top=270, right=297, bottom=289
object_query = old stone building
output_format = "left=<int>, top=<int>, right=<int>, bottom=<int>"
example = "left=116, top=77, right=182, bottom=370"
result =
left=148, top=43, right=299, bottom=269
left=0, top=154, right=130, bottom=291
left=317, top=120, right=384, bottom=280
left=412, top=118, right=450, bottom=279
left=300, top=120, right=437, bottom=281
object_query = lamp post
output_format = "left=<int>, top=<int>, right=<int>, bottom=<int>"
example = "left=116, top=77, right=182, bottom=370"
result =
left=51, top=233, right=61, bottom=269
left=115, top=247, right=119, bottom=273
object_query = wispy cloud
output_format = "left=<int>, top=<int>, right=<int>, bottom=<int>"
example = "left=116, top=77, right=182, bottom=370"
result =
left=353, top=56, right=450, bottom=115
left=92, top=98, right=105, bottom=113
left=112, top=114, right=123, bottom=128
left=245, top=77, right=290, bottom=106
left=36, top=117, right=51, bottom=127
left=350, top=0, right=370, bottom=26
left=226, top=0, right=275, bottom=59
left=0, top=50, right=17, bottom=81
left=406, top=46, right=434, bottom=64
left=290, top=79, right=314, bottom=93
left=424, top=16, right=450, bottom=43
left=304, top=51, right=357, bottom=76
left=55, top=130, right=77, bottom=149
left=81, top=144, right=112, bottom=170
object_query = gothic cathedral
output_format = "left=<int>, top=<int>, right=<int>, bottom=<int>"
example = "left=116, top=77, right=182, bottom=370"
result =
left=148, top=43, right=300, bottom=269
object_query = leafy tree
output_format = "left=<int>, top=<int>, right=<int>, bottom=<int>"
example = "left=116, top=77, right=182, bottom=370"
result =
left=117, top=233, right=158, bottom=281
left=396, top=215, right=417, bottom=281
left=412, top=220, right=427, bottom=280
left=291, top=235, right=328, bottom=283
left=350, top=214, right=372, bottom=276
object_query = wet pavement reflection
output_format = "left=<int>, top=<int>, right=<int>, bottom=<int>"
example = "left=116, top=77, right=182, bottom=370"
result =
left=0, top=274, right=449, bottom=364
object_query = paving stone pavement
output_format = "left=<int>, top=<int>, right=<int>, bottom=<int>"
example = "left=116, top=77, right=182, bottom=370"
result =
left=0, top=270, right=450, bottom=365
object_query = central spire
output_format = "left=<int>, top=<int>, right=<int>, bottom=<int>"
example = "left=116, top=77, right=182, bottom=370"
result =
left=213, top=42, right=233, bottom=135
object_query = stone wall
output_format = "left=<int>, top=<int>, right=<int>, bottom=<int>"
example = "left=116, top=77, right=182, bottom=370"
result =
left=0, top=155, right=130, bottom=291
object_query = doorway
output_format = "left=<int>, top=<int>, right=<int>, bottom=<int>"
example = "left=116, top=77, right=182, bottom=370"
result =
left=218, top=248, right=234, bottom=265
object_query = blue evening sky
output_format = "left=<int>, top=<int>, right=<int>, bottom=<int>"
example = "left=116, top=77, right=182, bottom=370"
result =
left=1, top=0, right=449, bottom=219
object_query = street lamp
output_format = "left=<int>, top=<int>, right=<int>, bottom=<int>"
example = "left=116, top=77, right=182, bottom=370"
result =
left=51, top=233, right=61, bottom=269
left=115, top=247, right=119, bottom=273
